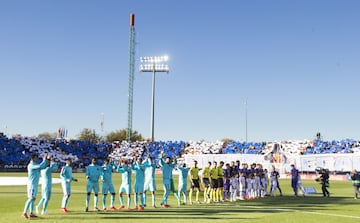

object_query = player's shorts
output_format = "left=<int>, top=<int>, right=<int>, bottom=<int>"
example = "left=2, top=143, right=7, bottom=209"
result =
left=218, top=178, right=224, bottom=188
left=119, top=184, right=131, bottom=194
left=223, top=179, right=230, bottom=191
left=211, top=179, right=218, bottom=189
left=170, top=178, right=176, bottom=192
left=144, top=180, right=156, bottom=192
left=27, top=183, right=39, bottom=199
left=87, top=181, right=100, bottom=194
left=41, top=184, right=52, bottom=200
left=202, top=178, right=210, bottom=188
left=61, top=181, right=71, bottom=195
left=134, top=182, right=144, bottom=193
left=297, top=180, right=302, bottom=187
left=178, top=183, right=188, bottom=193
left=102, top=182, right=115, bottom=194
left=191, top=179, right=200, bottom=189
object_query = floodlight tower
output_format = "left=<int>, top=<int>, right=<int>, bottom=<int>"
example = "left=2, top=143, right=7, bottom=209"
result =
left=127, top=13, right=136, bottom=142
left=139, top=55, right=169, bottom=142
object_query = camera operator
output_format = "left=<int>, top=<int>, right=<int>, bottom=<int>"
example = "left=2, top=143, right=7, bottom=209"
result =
left=317, top=168, right=330, bottom=197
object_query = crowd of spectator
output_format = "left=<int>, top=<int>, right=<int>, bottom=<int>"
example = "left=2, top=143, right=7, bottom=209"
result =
left=1, top=132, right=360, bottom=168
left=0, top=133, right=110, bottom=168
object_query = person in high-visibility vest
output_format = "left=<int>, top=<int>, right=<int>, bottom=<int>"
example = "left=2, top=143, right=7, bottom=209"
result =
left=350, top=169, right=360, bottom=199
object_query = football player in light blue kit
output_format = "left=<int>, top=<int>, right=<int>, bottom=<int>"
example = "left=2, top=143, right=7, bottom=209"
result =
left=132, top=157, right=147, bottom=210
left=36, top=156, right=58, bottom=215
left=101, top=158, right=117, bottom=212
left=177, top=163, right=190, bottom=205
left=85, top=157, right=102, bottom=212
left=159, top=151, right=177, bottom=208
left=117, top=159, right=133, bottom=210
left=143, top=155, right=157, bottom=208
left=60, top=158, right=78, bottom=213
left=21, top=153, right=48, bottom=219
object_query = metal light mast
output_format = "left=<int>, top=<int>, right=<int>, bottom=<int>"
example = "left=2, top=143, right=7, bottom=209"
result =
left=127, top=13, right=135, bottom=142
left=139, top=55, right=169, bottom=142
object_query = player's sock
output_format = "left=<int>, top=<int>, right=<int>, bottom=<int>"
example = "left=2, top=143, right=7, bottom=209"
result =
left=134, top=193, right=139, bottom=207
left=152, top=193, right=156, bottom=206
left=189, top=191, right=193, bottom=203
left=102, top=195, right=107, bottom=209
left=23, top=199, right=32, bottom=214
left=37, top=198, right=44, bottom=211
left=62, top=196, right=69, bottom=208
left=140, top=193, right=144, bottom=207
left=43, top=199, right=49, bottom=213
left=94, top=195, right=98, bottom=208
left=120, top=196, right=124, bottom=206
left=205, top=188, right=210, bottom=201
left=163, top=190, right=170, bottom=204
left=127, top=196, right=131, bottom=208
left=29, top=200, right=35, bottom=214
left=174, top=192, right=179, bottom=201
left=219, top=189, right=223, bottom=201
left=110, top=194, right=115, bottom=207
left=143, top=193, right=147, bottom=206
left=195, top=191, right=199, bottom=201
left=177, top=192, right=181, bottom=205
left=183, top=192, right=187, bottom=204
left=86, top=195, right=90, bottom=208
left=209, top=190, right=213, bottom=201
left=214, top=190, right=218, bottom=201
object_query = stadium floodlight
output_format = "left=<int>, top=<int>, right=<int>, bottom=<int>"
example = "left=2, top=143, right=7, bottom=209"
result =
left=139, top=55, right=170, bottom=142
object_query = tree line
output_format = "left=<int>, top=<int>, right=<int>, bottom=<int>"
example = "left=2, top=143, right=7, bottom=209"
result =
left=38, top=128, right=145, bottom=143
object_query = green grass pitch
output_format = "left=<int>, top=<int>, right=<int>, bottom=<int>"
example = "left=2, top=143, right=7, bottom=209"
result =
left=0, top=172, right=359, bottom=223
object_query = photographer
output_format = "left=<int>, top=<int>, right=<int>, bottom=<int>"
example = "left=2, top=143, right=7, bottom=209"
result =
left=317, top=168, right=330, bottom=197
left=350, top=169, right=360, bottom=199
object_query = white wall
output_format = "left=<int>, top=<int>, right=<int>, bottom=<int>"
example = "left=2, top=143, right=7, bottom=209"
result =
left=184, top=153, right=360, bottom=172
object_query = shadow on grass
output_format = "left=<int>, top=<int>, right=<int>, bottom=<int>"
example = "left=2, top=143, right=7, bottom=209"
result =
left=55, top=206, right=284, bottom=221
left=241, top=194, right=356, bottom=209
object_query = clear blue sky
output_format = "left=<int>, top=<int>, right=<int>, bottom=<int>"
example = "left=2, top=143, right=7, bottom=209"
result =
left=1, top=0, right=359, bottom=142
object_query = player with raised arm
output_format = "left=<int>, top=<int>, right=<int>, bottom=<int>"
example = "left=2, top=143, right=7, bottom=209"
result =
left=36, top=156, right=58, bottom=215
left=101, top=158, right=117, bottom=212
left=21, top=153, right=48, bottom=219
left=85, top=157, right=102, bottom=212
left=117, top=158, right=133, bottom=210
left=60, top=158, right=78, bottom=213
left=159, top=151, right=177, bottom=208
left=132, top=157, right=147, bottom=210
left=143, top=155, right=157, bottom=208
left=178, top=163, right=190, bottom=205
left=189, top=160, right=201, bottom=204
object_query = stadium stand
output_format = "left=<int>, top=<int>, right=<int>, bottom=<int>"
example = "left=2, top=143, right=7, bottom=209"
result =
left=1, top=132, right=360, bottom=169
